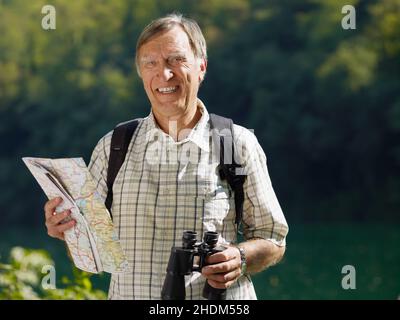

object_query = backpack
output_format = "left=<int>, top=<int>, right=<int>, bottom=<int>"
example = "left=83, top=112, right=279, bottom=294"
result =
left=105, top=114, right=246, bottom=230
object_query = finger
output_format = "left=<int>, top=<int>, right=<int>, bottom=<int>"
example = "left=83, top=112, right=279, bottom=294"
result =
left=54, top=219, right=76, bottom=233
left=46, top=210, right=71, bottom=227
left=44, top=197, right=63, bottom=219
left=204, top=268, right=241, bottom=283
left=47, top=228, right=65, bottom=241
left=206, top=252, right=228, bottom=264
left=202, top=259, right=240, bottom=275
left=207, top=247, right=238, bottom=264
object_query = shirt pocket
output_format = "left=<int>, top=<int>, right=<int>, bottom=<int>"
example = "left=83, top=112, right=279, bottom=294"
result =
left=195, top=186, right=234, bottom=233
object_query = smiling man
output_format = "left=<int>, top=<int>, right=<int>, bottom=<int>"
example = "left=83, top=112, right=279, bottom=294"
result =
left=136, top=18, right=207, bottom=140
left=43, top=13, right=289, bottom=300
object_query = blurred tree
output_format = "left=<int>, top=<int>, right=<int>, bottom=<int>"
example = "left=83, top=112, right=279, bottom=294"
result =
left=0, top=246, right=106, bottom=299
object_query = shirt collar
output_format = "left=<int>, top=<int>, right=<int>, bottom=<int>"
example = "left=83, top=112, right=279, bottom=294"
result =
left=146, top=98, right=210, bottom=152
left=187, top=99, right=210, bottom=152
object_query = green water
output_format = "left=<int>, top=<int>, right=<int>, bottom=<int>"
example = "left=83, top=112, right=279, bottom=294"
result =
left=252, top=224, right=400, bottom=299
left=1, top=224, right=399, bottom=299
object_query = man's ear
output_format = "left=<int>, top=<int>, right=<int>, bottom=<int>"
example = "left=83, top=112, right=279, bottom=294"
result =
left=199, top=58, right=207, bottom=82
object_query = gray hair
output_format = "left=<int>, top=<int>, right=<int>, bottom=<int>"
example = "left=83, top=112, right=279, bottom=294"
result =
left=135, top=13, right=207, bottom=76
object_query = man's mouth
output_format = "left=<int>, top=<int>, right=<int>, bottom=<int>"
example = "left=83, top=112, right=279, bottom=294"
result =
left=156, top=86, right=179, bottom=94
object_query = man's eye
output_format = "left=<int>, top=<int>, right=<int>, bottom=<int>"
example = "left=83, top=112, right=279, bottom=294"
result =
left=144, top=61, right=156, bottom=68
left=169, top=57, right=184, bottom=65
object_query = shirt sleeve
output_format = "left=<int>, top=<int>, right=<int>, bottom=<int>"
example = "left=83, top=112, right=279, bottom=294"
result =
left=233, top=125, right=289, bottom=247
left=88, top=131, right=113, bottom=202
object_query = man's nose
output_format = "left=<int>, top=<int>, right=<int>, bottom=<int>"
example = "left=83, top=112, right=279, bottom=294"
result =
left=157, top=63, right=174, bottom=81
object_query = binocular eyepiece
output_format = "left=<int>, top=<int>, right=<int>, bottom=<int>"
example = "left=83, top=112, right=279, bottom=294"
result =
left=161, top=230, right=227, bottom=300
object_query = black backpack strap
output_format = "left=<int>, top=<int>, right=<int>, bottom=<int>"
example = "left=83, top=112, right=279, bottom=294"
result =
left=105, top=119, right=142, bottom=215
left=209, top=114, right=246, bottom=231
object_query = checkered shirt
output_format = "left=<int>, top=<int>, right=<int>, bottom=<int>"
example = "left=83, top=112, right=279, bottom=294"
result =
left=88, top=99, right=288, bottom=300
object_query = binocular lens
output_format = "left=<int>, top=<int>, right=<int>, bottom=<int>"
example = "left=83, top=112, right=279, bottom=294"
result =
left=203, top=231, right=218, bottom=246
left=182, top=230, right=197, bottom=248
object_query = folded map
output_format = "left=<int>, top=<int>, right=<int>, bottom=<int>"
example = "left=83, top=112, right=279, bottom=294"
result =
left=22, top=157, right=130, bottom=274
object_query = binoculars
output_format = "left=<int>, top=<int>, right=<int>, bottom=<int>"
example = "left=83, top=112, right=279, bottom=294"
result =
left=161, top=230, right=227, bottom=300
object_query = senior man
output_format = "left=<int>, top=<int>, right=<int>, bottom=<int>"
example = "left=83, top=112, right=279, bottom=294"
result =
left=44, top=13, right=288, bottom=300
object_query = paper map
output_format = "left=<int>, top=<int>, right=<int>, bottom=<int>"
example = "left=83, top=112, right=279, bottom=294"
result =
left=23, top=157, right=130, bottom=274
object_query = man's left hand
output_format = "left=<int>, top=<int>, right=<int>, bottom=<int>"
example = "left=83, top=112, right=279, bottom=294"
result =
left=201, top=246, right=242, bottom=289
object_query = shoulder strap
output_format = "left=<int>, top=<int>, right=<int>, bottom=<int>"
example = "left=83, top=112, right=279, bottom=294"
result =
left=105, top=119, right=142, bottom=215
left=209, top=114, right=246, bottom=231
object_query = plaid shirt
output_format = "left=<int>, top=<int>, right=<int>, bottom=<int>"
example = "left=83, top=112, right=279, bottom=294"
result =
left=88, top=99, right=288, bottom=300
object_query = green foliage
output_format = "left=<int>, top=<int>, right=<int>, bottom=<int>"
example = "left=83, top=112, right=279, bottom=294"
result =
left=0, top=247, right=107, bottom=300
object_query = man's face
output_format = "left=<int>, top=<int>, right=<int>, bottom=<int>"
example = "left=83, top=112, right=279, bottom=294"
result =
left=138, top=26, right=206, bottom=119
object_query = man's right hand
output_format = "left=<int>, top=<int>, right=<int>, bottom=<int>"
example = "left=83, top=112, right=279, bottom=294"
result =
left=44, top=197, right=76, bottom=241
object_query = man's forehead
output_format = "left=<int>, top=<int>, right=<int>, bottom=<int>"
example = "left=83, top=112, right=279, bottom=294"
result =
left=140, top=27, right=191, bottom=55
